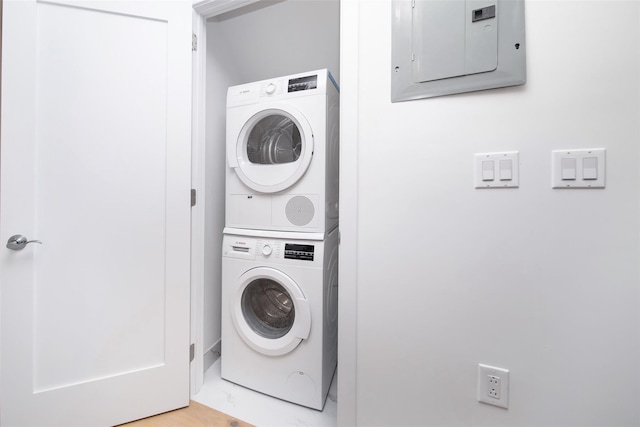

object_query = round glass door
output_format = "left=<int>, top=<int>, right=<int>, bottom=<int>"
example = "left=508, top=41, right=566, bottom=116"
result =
left=232, top=267, right=311, bottom=356
left=232, top=108, right=314, bottom=193
left=241, top=278, right=295, bottom=339
left=246, top=115, right=302, bottom=165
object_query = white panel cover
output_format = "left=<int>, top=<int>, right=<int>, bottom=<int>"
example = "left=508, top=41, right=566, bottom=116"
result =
left=412, top=0, right=497, bottom=83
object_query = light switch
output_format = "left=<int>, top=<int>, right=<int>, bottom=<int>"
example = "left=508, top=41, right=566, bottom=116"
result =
left=475, top=152, right=519, bottom=188
left=552, top=149, right=605, bottom=189
left=583, top=157, right=598, bottom=180
left=499, top=159, right=512, bottom=181
left=561, top=158, right=576, bottom=180
left=482, top=160, right=495, bottom=181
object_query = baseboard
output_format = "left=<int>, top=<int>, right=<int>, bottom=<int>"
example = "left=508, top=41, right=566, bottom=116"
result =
left=203, top=340, right=221, bottom=372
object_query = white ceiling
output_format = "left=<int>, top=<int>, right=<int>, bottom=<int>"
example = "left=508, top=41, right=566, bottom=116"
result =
left=208, top=0, right=340, bottom=85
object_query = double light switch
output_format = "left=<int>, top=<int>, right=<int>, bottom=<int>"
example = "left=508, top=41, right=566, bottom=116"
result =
left=552, top=149, right=605, bottom=188
left=475, top=152, right=519, bottom=188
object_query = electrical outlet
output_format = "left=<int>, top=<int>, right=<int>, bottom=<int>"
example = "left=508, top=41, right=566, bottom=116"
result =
left=477, top=364, right=509, bottom=409
left=488, top=375, right=500, bottom=398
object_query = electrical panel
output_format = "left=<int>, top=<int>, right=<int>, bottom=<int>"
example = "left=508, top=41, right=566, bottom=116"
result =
left=391, top=0, right=526, bottom=101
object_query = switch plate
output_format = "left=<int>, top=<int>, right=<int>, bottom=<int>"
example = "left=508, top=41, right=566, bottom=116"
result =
left=552, top=149, right=605, bottom=189
left=477, top=364, right=510, bottom=409
left=475, top=152, right=519, bottom=188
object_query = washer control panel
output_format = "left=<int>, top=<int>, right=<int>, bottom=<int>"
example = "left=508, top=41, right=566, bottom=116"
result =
left=255, top=240, right=315, bottom=262
left=256, top=240, right=283, bottom=259
left=284, top=243, right=315, bottom=261
left=223, top=234, right=318, bottom=264
left=261, top=244, right=273, bottom=257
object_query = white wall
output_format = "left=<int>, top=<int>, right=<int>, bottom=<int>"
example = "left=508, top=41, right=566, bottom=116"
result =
left=202, top=16, right=239, bottom=362
left=203, top=0, right=340, bottom=364
left=342, top=1, right=640, bottom=425
left=208, top=0, right=340, bottom=84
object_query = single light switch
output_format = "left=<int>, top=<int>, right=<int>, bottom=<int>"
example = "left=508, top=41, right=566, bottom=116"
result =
left=561, top=158, right=576, bottom=180
left=583, top=157, right=598, bottom=180
left=499, top=159, right=512, bottom=181
left=482, top=160, right=495, bottom=181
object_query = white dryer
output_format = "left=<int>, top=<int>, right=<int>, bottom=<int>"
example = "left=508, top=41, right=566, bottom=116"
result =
left=225, top=69, right=339, bottom=233
left=221, top=227, right=338, bottom=410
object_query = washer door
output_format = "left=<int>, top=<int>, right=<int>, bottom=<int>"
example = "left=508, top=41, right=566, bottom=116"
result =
left=231, top=267, right=311, bottom=356
left=229, top=106, right=314, bottom=193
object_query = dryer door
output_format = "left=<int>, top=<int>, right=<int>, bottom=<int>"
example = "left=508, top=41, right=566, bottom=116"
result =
left=232, top=267, right=311, bottom=356
left=229, top=106, right=314, bottom=193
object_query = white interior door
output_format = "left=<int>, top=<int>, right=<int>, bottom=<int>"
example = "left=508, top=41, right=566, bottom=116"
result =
left=0, top=1, right=192, bottom=425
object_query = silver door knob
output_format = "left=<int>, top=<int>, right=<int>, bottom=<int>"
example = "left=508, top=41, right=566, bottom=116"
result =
left=6, top=234, right=42, bottom=251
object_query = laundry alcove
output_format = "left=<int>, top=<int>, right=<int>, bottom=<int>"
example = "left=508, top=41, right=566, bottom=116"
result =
left=190, top=0, right=340, bottom=424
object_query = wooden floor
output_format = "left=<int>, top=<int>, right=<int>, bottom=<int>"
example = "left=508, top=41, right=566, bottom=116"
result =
left=119, top=400, right=254, bottom=427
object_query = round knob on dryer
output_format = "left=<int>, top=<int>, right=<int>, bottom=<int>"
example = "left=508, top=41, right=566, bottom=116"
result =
left=265, top=83, right=277, bottom=95
left=262, top=245, right=273, bottom=257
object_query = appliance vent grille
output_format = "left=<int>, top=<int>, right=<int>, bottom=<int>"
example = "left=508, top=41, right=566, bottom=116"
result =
left=285, top=196, right=315, bottom=226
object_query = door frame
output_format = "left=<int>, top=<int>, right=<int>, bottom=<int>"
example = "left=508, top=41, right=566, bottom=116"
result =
left=189, top=1, right=358, bottom=426
left=189, top=0, right=263, bottom=398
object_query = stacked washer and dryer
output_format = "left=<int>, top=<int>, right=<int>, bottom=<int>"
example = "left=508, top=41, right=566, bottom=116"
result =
left=221, top=69, right=339, bottom=410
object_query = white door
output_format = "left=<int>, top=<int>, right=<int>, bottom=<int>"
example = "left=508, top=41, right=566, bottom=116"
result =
left=0, top=1, right=192, bottom=425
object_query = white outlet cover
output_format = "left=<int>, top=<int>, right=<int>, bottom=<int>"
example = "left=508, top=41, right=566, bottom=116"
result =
left=477, top=364, right=510, bottom=409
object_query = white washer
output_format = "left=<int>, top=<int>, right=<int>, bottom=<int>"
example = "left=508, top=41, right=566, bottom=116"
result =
left=221, top=227, right=339, bottom=410
left=225, top=69, right=339, bottom=233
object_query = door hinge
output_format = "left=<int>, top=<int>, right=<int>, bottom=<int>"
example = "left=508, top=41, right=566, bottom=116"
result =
left=192, top=33, right=198, bottom=52
left=191, top=189, right=196, bottom=207
left=190, top=343, right=195, bottom=362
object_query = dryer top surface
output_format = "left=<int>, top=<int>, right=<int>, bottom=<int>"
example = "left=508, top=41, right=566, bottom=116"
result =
left=227, top=69, right=338, bottom=108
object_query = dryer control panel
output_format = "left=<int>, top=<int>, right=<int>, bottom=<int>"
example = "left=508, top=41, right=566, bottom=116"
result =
left=227, top=69, right=334, bottom=108
left=288, top=75, right=318, bottom=92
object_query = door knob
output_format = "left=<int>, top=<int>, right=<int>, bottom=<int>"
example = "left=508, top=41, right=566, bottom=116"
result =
left=6, top=234, right=42, bottom=251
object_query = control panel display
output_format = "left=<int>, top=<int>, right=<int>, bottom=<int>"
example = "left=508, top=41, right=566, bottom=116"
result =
left=288, top=75, right=318, bottom=92
left=284, top=243, right=315, bottom=261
